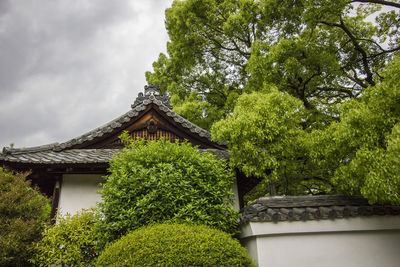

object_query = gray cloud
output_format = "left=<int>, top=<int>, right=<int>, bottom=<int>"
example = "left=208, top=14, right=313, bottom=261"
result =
left=0, top=0, right=173, bottom=148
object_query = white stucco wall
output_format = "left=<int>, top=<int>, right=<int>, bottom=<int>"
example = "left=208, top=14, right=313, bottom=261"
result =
left=240, top=216, right=400, bottom=267
left=58, top=174, right=104, bottom=215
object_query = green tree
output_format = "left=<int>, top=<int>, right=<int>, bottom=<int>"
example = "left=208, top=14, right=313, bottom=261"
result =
left=147, top=0, right=399, bottom=129
left=96, top=134, right=239, bottom=247
left=0, top=168, right=50, bottom=267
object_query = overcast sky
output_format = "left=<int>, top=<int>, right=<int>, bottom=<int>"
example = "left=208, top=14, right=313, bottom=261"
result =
left=0, top=0, right=173, bottom=149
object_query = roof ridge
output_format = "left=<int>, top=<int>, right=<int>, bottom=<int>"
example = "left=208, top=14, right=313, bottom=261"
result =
left=54, top=109, right=137, bottom=151
left=2, top=143, right=59, bottom=155
left=255, top=195, right=369, bottom=207
left=240, top=195, right=400, bottom=224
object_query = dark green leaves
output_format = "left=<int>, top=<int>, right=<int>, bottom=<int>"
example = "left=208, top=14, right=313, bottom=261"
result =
left=0, top=169, right=50, bottom=267
left=97, top=137, right=239, bottom=246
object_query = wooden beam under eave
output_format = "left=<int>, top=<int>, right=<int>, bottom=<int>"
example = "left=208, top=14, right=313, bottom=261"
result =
left=50, top=175, right=62, bottom=223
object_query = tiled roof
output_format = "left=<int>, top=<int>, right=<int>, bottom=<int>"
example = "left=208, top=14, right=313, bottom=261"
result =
left=1, top=85, right=226, bottom=164
left=1, top=149, right=118, bottom=164
left=0, top=148, right=229, bottom=164
left=240, top=195, right=400, bottom=224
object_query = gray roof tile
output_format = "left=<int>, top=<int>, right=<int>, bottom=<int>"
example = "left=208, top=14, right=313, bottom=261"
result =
left=0, top=148, right=228, bottom=164
left=240, top=195, right=400, bottom=224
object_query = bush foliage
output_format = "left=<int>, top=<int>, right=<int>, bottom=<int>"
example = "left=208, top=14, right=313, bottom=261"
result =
left=95, top=223, right=255, bottom=267
left=0, top=168, right=50, bottom=267
left=97, top=134, right=239, bottom=246
left=31, top=209, right=98, bottom=266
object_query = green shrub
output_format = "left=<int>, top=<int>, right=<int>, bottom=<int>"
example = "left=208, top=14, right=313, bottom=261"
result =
left=97, top=134, right=239, bottom=246
left=31, top=209, right=98, bottom=266
left=95, top=223, right=255, bottom=267
left=0, top=168, right=50, bottom=267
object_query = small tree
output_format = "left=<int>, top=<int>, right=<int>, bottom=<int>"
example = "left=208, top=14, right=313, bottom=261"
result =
left=97, top=134, right=239, bottom=246
left=0, top=168, right=50, bottom=267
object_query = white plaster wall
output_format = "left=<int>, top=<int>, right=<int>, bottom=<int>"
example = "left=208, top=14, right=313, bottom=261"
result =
left=240, top=216, right=400, bottom=267
left=58, top=174, right=104, bottom=215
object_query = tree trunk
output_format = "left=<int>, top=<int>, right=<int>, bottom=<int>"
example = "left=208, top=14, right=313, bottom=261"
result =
left=269, top=181, right=276, bottom=196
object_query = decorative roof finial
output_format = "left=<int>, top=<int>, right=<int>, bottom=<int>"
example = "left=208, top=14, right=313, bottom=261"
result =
left=131, top=84, right=172, bottom=109
left=144, top=84, right=160, bottom=96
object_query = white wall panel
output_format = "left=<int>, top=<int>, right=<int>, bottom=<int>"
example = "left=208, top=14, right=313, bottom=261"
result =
left=240, top=216, right=400, bottom=267
left=58, top=174, right=104, bottom=215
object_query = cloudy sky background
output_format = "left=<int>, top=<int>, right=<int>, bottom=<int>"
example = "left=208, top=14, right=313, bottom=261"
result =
left=0, top=0, right=173, bottom=149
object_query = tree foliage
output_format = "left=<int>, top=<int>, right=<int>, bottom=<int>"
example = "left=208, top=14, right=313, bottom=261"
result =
left=96, top=133, right=239, bottom=247
left=95, top=223, right=255, bottom=267
left=310, top=56, right=400, bottom=204
left=212, top=88, right=332, bottom=197
left=211, top=89, right=304, bottom=180
left=31, top=209, right=99, bottom=267
left=147, top=0, right=400, bottom=129
left=213, top=56, right=400, bottom=204
left=0, top=168, right=50, bottom=267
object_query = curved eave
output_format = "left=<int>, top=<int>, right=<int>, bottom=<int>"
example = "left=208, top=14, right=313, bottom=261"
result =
left=0, top=148, right=229, bottom=166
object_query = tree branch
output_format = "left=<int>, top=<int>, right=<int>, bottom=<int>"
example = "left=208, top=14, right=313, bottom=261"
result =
left=319, top=18, right=376, bottom=86
left=351, top=0, right=400, bottom=9
left=342, top=67, right=368, bottom=88
left=367, top=46, right=400, bottom=59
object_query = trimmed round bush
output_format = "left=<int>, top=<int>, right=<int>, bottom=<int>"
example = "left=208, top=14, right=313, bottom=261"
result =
left=0, top=168, right=50, bottom=267
left=95, top=223, right=255, bottom=267
left=97, top=134, right=239, bottom=246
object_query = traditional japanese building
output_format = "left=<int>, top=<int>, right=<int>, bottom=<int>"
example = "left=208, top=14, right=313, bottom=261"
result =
left=0, top=85, right=257, bottom=217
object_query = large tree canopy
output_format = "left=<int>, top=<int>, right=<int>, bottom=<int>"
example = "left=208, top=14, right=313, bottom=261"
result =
left=147, top=0, right=399, bottom=204
left=147, top=0, right=399, bottom=129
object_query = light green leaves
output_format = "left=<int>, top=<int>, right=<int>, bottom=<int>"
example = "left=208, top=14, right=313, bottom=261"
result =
left=212, top=88, right=306, bottom=186
left=31, top=209, right=98, bottom=267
